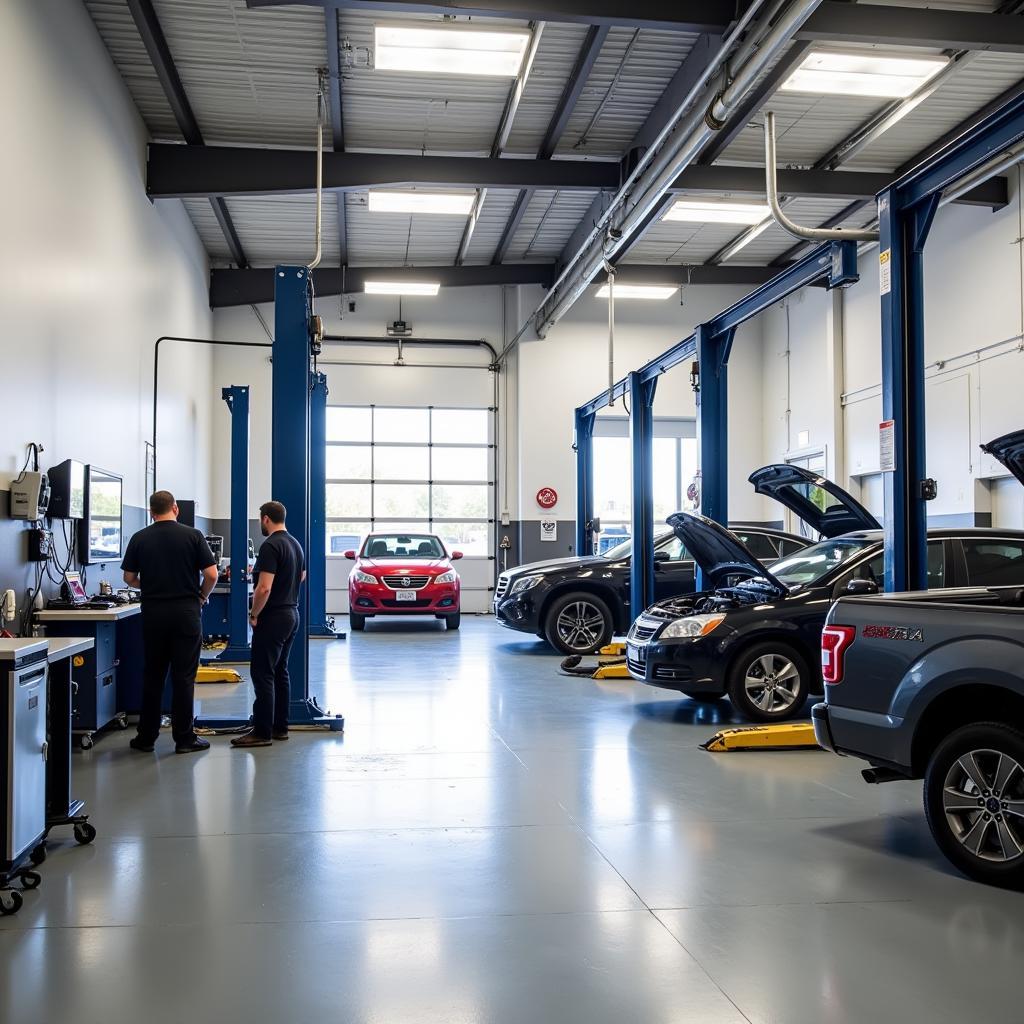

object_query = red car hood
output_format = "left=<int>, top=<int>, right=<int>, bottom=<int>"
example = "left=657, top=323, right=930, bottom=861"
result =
left=359, top=558, right=451, bottom=573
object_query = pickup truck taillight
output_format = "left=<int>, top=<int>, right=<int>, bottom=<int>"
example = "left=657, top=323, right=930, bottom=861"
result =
left=821, top=625, right=856, bottom=684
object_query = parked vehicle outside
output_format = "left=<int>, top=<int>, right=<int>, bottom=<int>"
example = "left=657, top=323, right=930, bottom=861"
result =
left=494, top=524, right=806, bottom=655
left=346, top=532, right=462, bottom=632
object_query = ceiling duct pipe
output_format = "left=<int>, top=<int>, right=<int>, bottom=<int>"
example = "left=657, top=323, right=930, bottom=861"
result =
left=764, top=112, right=880, bottom=243
left=523, top=0, right=824, bottom=342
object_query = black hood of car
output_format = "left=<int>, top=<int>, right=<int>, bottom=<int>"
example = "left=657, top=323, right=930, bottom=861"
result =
left=666, top=512, right=788, bottom=595
left=503, top=555, right=612, bottom=578
left=748, top=464, right=879, bottom=538
left=980, top=429, right=1024, bottom=486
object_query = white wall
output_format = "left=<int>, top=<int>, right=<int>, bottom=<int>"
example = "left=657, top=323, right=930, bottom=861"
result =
left=756, top=171, right=1024, bottom=527
left=0, top=0, right=214, bottom=511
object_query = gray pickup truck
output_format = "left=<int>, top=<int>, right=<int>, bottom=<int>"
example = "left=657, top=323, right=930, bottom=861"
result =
left=815, top=585, right=1024, bottom=887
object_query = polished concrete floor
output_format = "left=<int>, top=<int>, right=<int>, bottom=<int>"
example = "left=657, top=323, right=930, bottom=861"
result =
left=3, top=618, right=1023, bottom=1023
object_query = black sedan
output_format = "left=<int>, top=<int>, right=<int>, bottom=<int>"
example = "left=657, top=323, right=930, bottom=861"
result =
left=626, top=462, right=1024, bottom=721
left=493, top=524, right=807, bottom=655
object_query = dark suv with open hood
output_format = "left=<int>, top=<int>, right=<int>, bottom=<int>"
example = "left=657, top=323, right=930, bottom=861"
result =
left=627, top=458, right=1024, bottom=721
left=494, top=523, right=807, bottom=655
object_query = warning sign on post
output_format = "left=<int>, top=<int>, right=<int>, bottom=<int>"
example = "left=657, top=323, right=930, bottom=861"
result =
left=879, top=420, right=896, bottom=472
left=879, top=249, right=892, bottom=296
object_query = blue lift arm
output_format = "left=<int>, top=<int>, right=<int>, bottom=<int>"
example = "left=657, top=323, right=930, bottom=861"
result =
left=308, top=371, right=342, bottom=639
left=574, top=408, right=596, bottom=556
left=628, top=372, right=657, bottom=618
left=219, top=385, right=253, bottom=662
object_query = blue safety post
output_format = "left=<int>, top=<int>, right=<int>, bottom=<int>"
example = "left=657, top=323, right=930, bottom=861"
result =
left=628, top=372, right=658, bottom=619
left=695, top=324, right=730, bottom=527
left=308, top=371, right=342, bottom=639
left=272, top=265, right=344, bottom=730
left=219, top=385, right=253, bottom=661
left=875, top=89, right=1024, bottom=590
left=574, top=408, right=596, bottom=556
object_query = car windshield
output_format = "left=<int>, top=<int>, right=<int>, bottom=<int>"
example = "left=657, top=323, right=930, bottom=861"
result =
left=602, top=533, right=672, bottom=561
left=752, top=536, right=875, bottom=590
left=363, top=534, right=444, bottom=559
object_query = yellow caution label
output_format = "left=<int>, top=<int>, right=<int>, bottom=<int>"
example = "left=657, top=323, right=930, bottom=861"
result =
left=73, top=655, right=85, bottom=668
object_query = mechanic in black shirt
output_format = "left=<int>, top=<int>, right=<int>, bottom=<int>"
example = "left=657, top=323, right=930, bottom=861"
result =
left=232, top=500, right=306, bottom=748
left=121, top=490, right=218, bottom=754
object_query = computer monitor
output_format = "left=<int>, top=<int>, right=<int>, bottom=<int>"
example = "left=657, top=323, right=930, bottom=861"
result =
left=48, top=459, right=85, bottom=519
left=80, top=466, right=123, bottom=564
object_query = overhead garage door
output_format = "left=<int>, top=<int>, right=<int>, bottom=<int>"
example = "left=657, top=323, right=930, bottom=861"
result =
left=325, top=404, right=495, bottom=614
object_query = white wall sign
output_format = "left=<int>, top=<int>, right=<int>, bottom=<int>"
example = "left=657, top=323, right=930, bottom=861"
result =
left=540, top=518, right=557, bottom=542
left=879, top=420, right=896, bottom=472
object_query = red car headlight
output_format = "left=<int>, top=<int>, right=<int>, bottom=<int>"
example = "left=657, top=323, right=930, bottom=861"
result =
left=352, top=569, right=377, bottom=585
left=435, top=570, right=457, bottom=584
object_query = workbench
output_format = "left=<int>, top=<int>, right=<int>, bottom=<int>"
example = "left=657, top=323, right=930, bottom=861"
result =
left=36, top=604, right=143, bottom=748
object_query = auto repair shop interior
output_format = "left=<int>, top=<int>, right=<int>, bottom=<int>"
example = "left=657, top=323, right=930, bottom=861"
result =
left=4, top=0, right=1024, bottom=1020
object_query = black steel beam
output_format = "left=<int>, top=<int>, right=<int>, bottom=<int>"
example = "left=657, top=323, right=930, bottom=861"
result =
left=246, top=0, right=736, bottom=32
left=148, top=144, right=621, bottom=197
left=492, top=24, right=610, bottom=265
left=210, top=260, right=775, bottom=306
left=249, top=0, right=1024, bottom=50
left=799, top=2, right=1024, bottom=53
left=126, top=0, right=249, bottom=268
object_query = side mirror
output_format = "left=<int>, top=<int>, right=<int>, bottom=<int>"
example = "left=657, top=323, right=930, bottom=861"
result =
left=451, top=551, right=464, bottom=561
left=846, top=578, right=878, bottom=596
left=653, top=550, right=670, bottom=564
left=344, top=550, right=357, bottom=560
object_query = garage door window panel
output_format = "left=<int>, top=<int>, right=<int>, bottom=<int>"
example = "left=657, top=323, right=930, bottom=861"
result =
left=326, top=445, right=371, bottom=480
left=327, top=483, right=371, bottom=518
left=374, top=446, right=431, bottom=481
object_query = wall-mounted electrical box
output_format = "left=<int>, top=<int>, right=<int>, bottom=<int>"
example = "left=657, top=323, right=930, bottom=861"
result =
left=10, top=472, right=49, bottom=520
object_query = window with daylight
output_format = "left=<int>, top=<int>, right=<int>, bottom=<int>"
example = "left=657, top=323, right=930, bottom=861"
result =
left=325, top=406, right=493, bottom=557
left=592, top=419, right=697, bottom=553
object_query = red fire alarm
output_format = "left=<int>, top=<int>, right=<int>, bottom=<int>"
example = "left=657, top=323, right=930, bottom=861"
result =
left=536, top=487, right=558, bottom=510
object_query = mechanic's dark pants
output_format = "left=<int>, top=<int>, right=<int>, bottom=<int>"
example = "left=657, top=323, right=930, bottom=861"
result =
left=138, top=599, right=202, bottom=746
left=250, top=608, right=299, bottom=738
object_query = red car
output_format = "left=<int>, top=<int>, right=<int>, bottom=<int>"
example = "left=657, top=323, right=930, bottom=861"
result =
left=345, top=532, right=463, bottom=632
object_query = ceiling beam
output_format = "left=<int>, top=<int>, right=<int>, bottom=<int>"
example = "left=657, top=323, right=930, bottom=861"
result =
left=152, top=144, right=1007, bottom=207
left=324, top=5, right=348, bottom=265
left=492, top=24, right=610, bottom=265
left=210, top=260, right=775, bottom=306
left=245, top=0, right=736, bottom=32
left=126, top=0, right=249, bottom=269
left=248, top=1, right=1024, bottom=51
left=148, top=144, right=621, bottom=197
left=798, top=3, right=1024, bottom=53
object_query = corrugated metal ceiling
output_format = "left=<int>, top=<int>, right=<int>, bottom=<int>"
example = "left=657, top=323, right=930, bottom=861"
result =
left=86, top=0, right=1024, bottom=276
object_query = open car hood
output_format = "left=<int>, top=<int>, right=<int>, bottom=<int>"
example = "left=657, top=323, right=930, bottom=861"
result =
left=748, top=464, right=879, bottom=538
left=980, top=429, right=1024, bottom=486
left=666, top=512, right=788, bottom=595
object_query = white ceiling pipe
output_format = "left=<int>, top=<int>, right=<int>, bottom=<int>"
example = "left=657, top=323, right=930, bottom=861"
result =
left=528, top=0, right=826, bottom=338
left=764, top=111, right=880, bottom=243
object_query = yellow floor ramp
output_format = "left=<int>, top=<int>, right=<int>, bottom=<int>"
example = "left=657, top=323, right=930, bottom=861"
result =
left=195, top=666, right=243, bottom=684
left=701, top=722, right=821, bottom=751
left=559, top=647, right=632, bottom=680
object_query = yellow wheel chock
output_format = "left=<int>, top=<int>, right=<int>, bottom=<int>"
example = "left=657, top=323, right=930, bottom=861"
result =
left=701, top=721, right=821, bottom=751
left=560, top=646, right=633, bottom=680
left=195, top=666, right=243, bottom=684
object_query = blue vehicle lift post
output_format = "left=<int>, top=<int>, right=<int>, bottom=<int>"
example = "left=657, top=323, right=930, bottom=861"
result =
left=273, top=266, right=343, bottom=730
left=873, top=90, right=1024, bottom=590
left=218, top=385, right=253, bottom=662
left=628, top=372, right=657, bottom=619
left=574, top=408, right=596, bottom=557
left=574, top=240, right=860, bottom=617
left=308, top=370, right=342, bottom=639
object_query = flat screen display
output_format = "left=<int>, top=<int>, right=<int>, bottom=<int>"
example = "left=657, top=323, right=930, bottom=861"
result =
left=83, top=467, right=123, bottom=564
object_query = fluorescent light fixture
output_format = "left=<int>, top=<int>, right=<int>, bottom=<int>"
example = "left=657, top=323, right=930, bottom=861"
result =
left=719, top=217, right=774, bottom=260
left=780, top=50, right=947, bottom=98
left=374, top=23, right=530, bottom=78
left=368, top=190, right=476, bottom=216
left=595, top=284, right=677, bottom=300
left=365, top=281, right=440, bottom=296
left=664, top=199, right=771, bottom=225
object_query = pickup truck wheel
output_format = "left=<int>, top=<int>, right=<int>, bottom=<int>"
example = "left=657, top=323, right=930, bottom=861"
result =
left=544, top=592, right=613, bottom=655
left=727, top=643, right=809, bottom=722
left=924, top=723, right=1024, bottom=888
